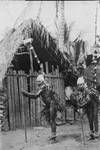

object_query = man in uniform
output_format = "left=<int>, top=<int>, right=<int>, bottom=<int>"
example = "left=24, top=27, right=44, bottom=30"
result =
left=21, top=73, right=64, bottom=143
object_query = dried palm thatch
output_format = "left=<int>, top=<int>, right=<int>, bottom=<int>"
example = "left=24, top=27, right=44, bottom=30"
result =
left=0, top=18, right=60, bottom=83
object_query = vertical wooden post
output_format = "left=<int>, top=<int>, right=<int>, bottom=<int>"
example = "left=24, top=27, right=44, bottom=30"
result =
left=29, top=45, right=34, bottom=128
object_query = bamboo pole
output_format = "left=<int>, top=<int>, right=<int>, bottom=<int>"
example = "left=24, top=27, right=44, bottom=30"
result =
left=29, top=45, right=34, bottom=73
left=95, top=2, right=98, bottom=45
left=28, top=44, right=34, bottom=126
left=20, top=71, right=28, bottom=143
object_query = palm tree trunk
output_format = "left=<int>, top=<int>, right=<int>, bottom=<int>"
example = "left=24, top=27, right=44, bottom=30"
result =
left=58, top=1, right=65, bottom=53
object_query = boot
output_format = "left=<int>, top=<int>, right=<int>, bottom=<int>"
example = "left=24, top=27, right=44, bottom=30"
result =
left=88, top=131, right=95, bottom=140
left=48, top=132, right=57, bottom=143
left=94, top=131, right=99, bottom=138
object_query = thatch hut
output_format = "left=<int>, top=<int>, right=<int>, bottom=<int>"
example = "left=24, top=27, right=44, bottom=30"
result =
left=0, top=18, right=76, bottom=131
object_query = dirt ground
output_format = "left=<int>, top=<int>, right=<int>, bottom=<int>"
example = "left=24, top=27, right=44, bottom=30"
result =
left=1, top=119, right=100, bottom=150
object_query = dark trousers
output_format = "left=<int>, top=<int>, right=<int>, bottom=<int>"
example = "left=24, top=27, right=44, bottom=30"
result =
left=86, top=98, right=99, bottom=133
left=50, top=100, right=57, bottom=137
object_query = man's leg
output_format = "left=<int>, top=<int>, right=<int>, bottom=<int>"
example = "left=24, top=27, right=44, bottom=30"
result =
left=50, top=101, right=57, bottom=142
left=86, top=102, right=94, bottom=139
left=93, top=99, right=99, bottom=137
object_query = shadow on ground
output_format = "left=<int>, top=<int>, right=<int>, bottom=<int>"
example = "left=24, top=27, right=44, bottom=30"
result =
left=57, top=133, right=82, bottom=143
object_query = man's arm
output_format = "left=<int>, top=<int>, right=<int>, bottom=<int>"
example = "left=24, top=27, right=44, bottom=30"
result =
left=21, top=89, right=41, bottom=99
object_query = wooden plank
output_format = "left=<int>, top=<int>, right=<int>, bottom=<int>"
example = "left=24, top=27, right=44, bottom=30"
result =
left=17, top=72, right=21, bottom=128
left=20, top=71, right=28, bottom=142
left=18, top=71, right=23, bottom=128
left=13, top=71, right=19, bottom=128
left=11, top=70, right=16, bottom=130
left=9, top=70, right=14, bottom=130
left=20, top=71, right=25, bottom=128
left=10, top=69, right=14, bottom=130
left=7, top=70, right=13, bottom=130
left=12, top=71, right=16, bottom=130
left=37, top=97, right=39, bottom=126
left=30, top=70, right=35, bottom=127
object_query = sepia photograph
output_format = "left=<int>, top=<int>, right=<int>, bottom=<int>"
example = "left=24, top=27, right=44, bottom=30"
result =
left=0, top=1, right=100, bottom=150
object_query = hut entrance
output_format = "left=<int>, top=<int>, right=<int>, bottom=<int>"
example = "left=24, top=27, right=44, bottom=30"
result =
left=5, top=63, right=65, bottom=131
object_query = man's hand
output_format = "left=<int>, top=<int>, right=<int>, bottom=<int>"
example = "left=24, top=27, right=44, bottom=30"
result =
left=21, top=89, right=27, bottom=95
left=21, top=88, right=37, bottom=99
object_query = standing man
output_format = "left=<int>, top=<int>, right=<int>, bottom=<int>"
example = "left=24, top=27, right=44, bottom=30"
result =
left=77, top=50, right=100, bottom=140
left=86, top=85, right=99, bottom=140
left=86, top=50, right=99, bottom=140
left=21, top=73, right=64, bottom=143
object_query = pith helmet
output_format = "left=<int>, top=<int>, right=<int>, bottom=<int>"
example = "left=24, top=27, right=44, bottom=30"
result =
left=77, top=76, right=85, bottom=85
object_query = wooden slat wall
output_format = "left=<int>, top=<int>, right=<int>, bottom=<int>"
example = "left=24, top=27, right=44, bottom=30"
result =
left=6, top=63, right=65, bottom=130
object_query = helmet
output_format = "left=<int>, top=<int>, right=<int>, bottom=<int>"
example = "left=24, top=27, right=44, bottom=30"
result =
left=36, top=74, right=45, bottom=85
left=77, top=76, right=85, bottom=85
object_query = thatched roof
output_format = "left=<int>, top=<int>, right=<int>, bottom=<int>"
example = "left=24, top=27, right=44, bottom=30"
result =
left=0, top=18, right=69, bottom=81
